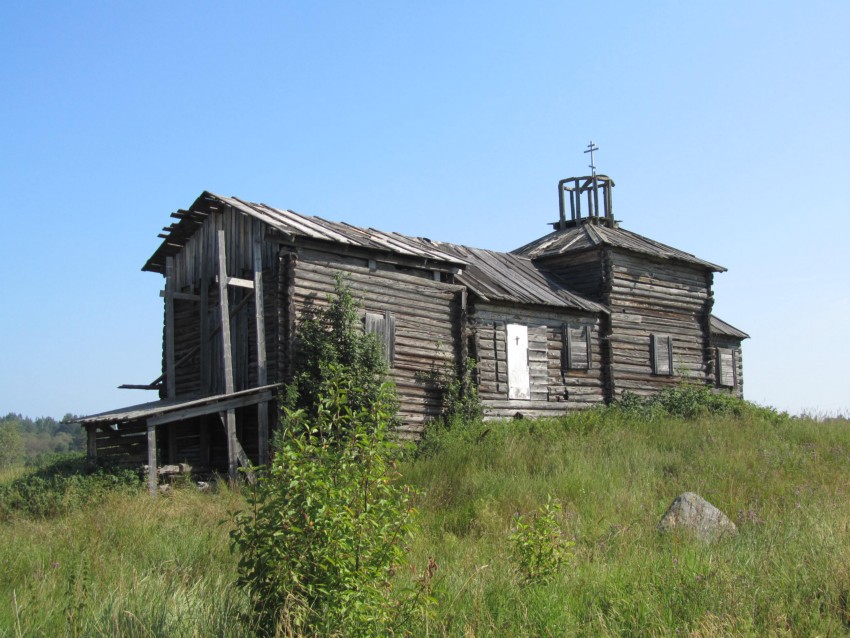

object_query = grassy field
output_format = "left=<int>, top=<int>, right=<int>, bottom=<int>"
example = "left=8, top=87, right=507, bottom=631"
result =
left=2, top=401, right=850, bottom=636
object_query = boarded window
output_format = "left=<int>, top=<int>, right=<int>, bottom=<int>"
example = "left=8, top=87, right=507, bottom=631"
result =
left=364, top=310, right=395, bottom=367
left=716, top=348, right=736, bottom=387
left=506, top=323, right=530, bottom=400
left=563, top=324, right=592, bottom=370
left=651, top=334, right=673, bottom=376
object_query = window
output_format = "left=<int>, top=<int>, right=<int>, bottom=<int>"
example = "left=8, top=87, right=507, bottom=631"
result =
left=506, top=323, right=530, bottom=400
left=651, top=334, right=673, bottom=376
left=364, top=310, right=395, bottom=367
left=563, top=323, right=592, bottom=370
left=716, top=348, right=736, bottom=388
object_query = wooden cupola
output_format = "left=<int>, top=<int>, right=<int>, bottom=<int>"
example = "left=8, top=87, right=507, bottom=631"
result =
left=553, top=174, right=616, bottom=231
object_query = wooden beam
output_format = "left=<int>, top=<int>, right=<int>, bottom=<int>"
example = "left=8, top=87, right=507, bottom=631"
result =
left=217, top=229, right=237, bottom=480
left=147, top=390, right=274, bottom=426
left=227, top=276, right=255, bottom=290
left=147, top=421, right=157, bottom=497
left=159, top=290, right=201, bottom=302
left=165, top=257, right=176, bottom=399
left=145, top=288, right=253, bottom=390
left=219, top=412, right=256, bottom=484
left=200, top=277, right=210, bottom=393
left=253, top=224, right=269, bottom=465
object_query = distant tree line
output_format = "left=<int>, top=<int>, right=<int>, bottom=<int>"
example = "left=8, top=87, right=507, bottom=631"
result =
left=0, top=413, right=85, bottom=468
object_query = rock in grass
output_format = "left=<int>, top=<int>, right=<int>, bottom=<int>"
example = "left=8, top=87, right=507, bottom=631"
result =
left=658, top=492, right=737, bottom=542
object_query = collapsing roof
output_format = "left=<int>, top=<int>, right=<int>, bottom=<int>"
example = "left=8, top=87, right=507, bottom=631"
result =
left=145, top=191, right=609, bottom=314
left=144, top=191, right=467, bottom=275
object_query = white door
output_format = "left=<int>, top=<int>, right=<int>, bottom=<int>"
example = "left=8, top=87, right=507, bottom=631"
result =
left=506, top=323, right=530, bottom=400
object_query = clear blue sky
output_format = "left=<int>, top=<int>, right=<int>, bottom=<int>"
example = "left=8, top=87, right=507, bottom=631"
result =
left=1, top=1, right=848, bottom=419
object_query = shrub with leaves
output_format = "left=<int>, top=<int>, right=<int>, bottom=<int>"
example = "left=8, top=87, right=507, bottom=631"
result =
left=231, top=278, right=424, bottom=636
left=230, top=365, right=421, bottom=636
left=617, top=384, right=787, bottom=423
left=0, top=453, right=140, bottom=520
left=420, top=357, right=482, bottom=429
left=510, top=496, right=573, bottom=583
left=287, top=274, right=393, bottom=423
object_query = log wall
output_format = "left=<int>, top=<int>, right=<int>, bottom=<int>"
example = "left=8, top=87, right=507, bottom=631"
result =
left=710, top=334, right=745, bottom=398
left=537, top=248, right=607, bottom=302
left=606, top=249, right=713, bottom=398
left=289, top=254, right=463, bottom=438
left=471, top=302, right=605, bottom=420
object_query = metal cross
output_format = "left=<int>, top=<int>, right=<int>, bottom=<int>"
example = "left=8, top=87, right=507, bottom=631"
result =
left=584, top=140, right=599, bottom=176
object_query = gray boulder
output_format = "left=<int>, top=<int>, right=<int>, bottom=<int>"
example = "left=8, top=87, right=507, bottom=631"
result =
left=658, top=492, right=737, bottom=542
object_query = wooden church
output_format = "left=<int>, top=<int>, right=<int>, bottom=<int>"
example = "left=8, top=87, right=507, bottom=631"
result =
left=78, top=173, right=748, bottom=491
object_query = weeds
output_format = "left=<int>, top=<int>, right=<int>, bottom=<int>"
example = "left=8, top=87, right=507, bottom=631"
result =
left=0, top=452, right=140, bottom=520
left=510, top=496, right=574, bottom=583
left=3, top=399, right=850, bottom=636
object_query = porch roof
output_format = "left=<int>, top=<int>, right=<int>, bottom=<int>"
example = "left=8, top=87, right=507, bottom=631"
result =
left=74, top=384, right=281, bottom=427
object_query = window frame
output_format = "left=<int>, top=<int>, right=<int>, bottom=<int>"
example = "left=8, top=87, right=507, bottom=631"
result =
left=650, top=333, right=674, bottom=376
left=715, top=347, right=737, bottom=388
left=563, top=323, right=592, bottom=371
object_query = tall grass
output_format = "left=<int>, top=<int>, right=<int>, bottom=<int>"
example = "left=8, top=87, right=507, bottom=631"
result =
left=0, top=471, right=251, bottom=637
left=2, top=402, right=849, bottom=636
left=402, top=405, right=850, bottom=636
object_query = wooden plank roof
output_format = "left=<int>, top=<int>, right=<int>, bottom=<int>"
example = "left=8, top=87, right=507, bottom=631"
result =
left=427, top=241, right=608, bottom=313
left=143, top=191, right=607, bottom=314
left=512, top=223, right=726, bottom=272
left=143, top=192, right=467, bottom=274
left=74, top=384, right=281, bottom=427
left=710, top=315, right=750, bottom=340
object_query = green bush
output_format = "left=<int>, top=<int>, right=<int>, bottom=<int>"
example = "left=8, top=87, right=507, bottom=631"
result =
left=616, top=384, right=788, bottom=422
left=509, top=495, right=574, bottom=583
left=0, top=452, right=140, bottom=519
left=426, top=357, right=482, bottom=427
left=230, top=366, right=423, bottom=636
left=231, top=278, right=427, bottom=636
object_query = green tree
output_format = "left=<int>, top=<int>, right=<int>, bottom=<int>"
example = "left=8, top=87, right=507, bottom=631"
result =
left=0, top=420, right=24, bottom=469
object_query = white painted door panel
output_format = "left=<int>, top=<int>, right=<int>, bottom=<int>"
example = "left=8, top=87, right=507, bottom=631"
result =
left=506, top=323, right=530, bottom=400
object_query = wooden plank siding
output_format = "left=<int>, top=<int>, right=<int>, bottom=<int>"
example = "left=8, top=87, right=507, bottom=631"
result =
left=471, top=303, right=605, bottom=420
left=161, top=206, right=280, bottom=398
left=288, top=256, right=464, bottom=438
left=605, top=249, right=713, bottom=398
